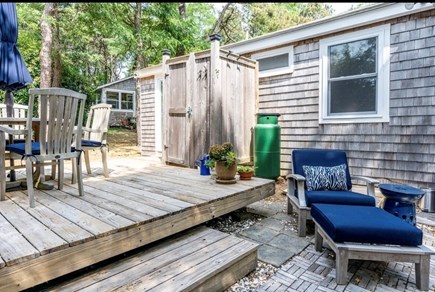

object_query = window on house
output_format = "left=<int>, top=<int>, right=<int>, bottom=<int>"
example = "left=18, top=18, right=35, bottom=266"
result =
left=121, top=93, right=134, bottom=110
left=105, top=90, right=135, bottom=111
left=252, top=46, right=294, bottom=77
left=106, top=91, right=119, bottom=109
left=319, top=25, right=390, bottom=124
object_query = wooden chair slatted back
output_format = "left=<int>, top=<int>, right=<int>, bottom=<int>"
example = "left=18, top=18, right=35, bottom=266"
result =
left=0, top=103, right=29, bottom=140
left=84, top=104, right=112, bottom=143
left=29, top=88, right=86, bottom=157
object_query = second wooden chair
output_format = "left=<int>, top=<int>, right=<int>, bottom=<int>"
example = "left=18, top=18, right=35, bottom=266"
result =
left=72, top=103, right=111, bottom=182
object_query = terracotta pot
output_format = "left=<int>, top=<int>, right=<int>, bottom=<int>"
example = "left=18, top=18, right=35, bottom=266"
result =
left=238, top=171, right=254, bottom=180
left=215, top=161, right=237, bottom=180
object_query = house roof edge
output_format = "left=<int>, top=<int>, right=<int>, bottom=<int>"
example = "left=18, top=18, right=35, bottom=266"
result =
left=96, top=76, right=134, bottom=90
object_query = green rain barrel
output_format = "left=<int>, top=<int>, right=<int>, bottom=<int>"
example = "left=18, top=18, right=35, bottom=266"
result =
left=254, top=113, right=281, bottom=179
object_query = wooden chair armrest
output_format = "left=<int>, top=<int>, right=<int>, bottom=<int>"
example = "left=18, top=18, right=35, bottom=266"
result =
left=286, top=173, right=307, bottom=207
left=286, top=173, right=305, bottom=181
left=82, top=127, right=107, bottom=134
left=0, top=125, right=26, bottom=136
left=351, top=175, right=380, bottom=198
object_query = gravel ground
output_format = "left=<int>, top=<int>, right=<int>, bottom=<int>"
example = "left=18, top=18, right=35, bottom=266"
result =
left=206, top=209, right=280, bottom=292
left=205, top=177, right=288, bottom=292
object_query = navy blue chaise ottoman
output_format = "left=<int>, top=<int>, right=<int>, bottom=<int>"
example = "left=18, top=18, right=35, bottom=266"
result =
left=311, top=204, right=435, bottom=290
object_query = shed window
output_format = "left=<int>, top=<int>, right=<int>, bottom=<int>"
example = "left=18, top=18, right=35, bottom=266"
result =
left=121, top=93, right=134, bottom=110
left=106, top=92, right=119, bottom=109
left=105, top=90, right=135, bottom=111
left=252, top=46, right=294, bottom=77
left=319, top=25, right=390, bottom=124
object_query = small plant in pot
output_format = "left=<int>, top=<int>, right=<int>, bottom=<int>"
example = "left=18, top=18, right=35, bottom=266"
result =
left=205, top=142, right=237, bottom=184
left=237, top=165, right=254, bottom=180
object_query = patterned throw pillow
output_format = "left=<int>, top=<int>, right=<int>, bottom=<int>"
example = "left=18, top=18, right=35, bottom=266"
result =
left=302, top=164, right=348, bottom=191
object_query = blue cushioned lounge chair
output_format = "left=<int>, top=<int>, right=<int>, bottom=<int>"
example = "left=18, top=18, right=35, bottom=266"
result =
left=286, top=149, right=380, bottom=236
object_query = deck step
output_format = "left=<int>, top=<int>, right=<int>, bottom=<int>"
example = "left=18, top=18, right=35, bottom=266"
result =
left=42, top=226, right=259, bottom=292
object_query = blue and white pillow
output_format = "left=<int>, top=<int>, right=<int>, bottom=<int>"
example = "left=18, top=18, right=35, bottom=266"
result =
left=302, top=164, right=348, bottom=191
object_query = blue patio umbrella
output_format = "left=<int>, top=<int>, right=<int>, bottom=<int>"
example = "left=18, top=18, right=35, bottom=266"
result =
left=0, top=2, right=32, bottom=116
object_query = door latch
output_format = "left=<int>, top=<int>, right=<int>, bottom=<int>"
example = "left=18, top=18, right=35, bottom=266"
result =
left=187, top=106, right=192, bottom=118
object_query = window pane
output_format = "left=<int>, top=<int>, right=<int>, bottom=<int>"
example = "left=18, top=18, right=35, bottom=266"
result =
left=258, top=53, right=288, bottom=71
left=329, top=77, right=376, bottom=114
left=106, top=92, right=119, bottom=109
left=121, top=93, right=133, bottom=110
left=329, top=37, right=377, bottom=78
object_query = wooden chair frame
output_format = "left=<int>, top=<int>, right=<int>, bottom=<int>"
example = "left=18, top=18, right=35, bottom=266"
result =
left=0, top=88, right=86, bottom=207
left=71, top=103, right=111, bottom=182
left=0, top=103, right=29, bottom=182
left=314, top=219, right=435, bottom=290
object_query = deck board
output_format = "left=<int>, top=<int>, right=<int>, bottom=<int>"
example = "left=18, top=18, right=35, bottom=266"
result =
left=0, top=158, right=275, bottom=291
left=8, top=191, right=95, bottom=246
left=0, top=198, right=68, bottom=256
left=43, top=188, right=135, bottom=229
left=61, top=183, right=154, bottom=222
left=45, top=226, right=259, bottom=292
left=48, top=227, right=219, bottom=291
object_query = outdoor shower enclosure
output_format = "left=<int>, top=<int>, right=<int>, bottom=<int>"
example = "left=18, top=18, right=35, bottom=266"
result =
left=162, top=34, right=258, bottom=168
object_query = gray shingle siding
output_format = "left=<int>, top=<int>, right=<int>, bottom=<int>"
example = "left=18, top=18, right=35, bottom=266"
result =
left=138, top=77, right=156, bottom=156
left=258, top=10, right=435, bottom=188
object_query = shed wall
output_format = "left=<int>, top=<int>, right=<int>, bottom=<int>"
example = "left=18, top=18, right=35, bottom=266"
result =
left=255, top=10, right=435, bottom=188
left=98, top=78, right=136, bottom=126
left=138, top=76, right=156, bottom=156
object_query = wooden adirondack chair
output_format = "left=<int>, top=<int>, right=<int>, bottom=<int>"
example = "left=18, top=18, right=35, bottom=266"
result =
left=0, top=88, right=87, bottom=207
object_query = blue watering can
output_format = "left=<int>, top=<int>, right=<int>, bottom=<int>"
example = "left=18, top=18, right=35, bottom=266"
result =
left=195, top=154, right=210, bottom=176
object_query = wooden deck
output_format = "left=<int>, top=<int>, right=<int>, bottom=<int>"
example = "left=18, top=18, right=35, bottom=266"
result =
left=0, top=158, right=275, bottom=291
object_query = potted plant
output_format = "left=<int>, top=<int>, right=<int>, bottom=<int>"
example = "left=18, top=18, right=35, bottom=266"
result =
left=206, top=142, right=237, bottom=183
left=237, top=165, right=254, bottom=180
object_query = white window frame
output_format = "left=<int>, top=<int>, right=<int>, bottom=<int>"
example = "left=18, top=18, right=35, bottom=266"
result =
left=251, top=46, right=294, bottom=77
left=319, top=24, right=390, bottom=124
left=103, top=89, right=136, bottom=112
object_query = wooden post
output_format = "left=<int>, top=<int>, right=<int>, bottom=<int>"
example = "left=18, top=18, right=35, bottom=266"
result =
left=161, top=49, right=171, bottom=165
left=187, top=53, right=196, bottom=167
left=209, top=33, right=222, bottom=146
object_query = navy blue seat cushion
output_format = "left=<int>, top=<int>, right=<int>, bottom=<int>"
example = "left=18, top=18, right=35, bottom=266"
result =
left=311, top=204, right=423, bottom=246
left=6, top=139, right=26, bottom=144
left=82, top=140, right=102, bottom=147
left=6, top=142, right=76, bottom=155
left=305, top=190, right=376, bottom=207
left=292, top=149, right=352, bottom=190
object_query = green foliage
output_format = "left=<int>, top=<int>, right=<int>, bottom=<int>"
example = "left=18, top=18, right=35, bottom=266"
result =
left=237, top=165, right=254, bottom=173
left=241, top=3, right=333, bottom=38
left=10, top=2, right=333, bottom=112
left=206, top=142, right=237, bottom=169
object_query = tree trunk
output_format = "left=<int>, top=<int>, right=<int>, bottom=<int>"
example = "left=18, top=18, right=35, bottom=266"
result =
left=178, top=3, right=186, bottom=19
left=52, top=4, right=61, bottom=87
left=40, top=3, right=55, bottom=88
left=210, top=3, right=231, bottom=35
